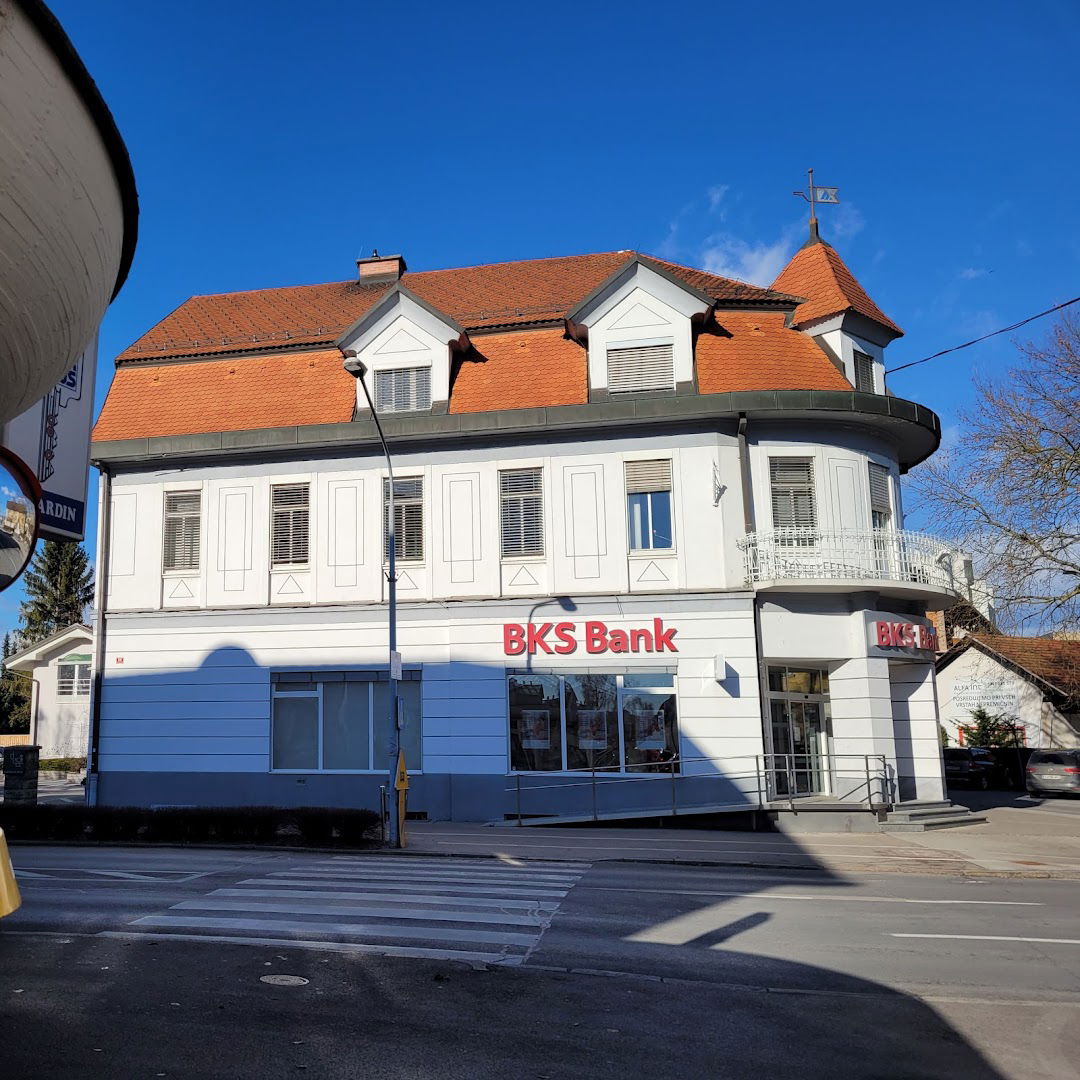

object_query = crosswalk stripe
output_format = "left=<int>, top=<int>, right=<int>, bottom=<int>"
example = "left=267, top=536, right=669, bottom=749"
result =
left=132, top=915, right=540, bottom=947
left=172, top=898, right=550, bottom=927
left=267, top=869, right=581, bottom=887
left=238, top=877, right=573, bottom=898
left=215, top=888, right=561, bottom=912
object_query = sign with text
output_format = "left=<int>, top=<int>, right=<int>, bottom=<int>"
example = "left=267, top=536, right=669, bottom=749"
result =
left=952, top=681, right=1021, bottom=716
left=1, top=339, right=96, bottom=541
left=503, top=619, right=679, bottom=656
left=863, top=611, right=938, bottom=659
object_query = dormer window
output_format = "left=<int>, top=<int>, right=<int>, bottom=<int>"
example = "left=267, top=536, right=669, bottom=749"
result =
left=375, top=366, right=432, bottom=413
left=607, top=343, right=676, bottom=395
left=853, top=351, right=876, bottom=393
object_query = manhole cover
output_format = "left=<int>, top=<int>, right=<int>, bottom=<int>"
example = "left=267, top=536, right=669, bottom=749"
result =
left=259, top=975, right=309, bottom=986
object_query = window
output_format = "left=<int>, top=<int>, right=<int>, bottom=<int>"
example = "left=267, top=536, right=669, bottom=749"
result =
left=626, top=460, right=673, bottom=550
left=375, top=366, right=431, bottom=413
left=769, top=458, right=816, bottom=533
left=57, top=659, right=91, bottom=697
left=606, top=343, right=675, bottom=394
left=868, top=463, right=892, bottom=528
left=854, top=351, right=875, bottom=393
left=271, top=672, right=422, bottom=771
left=162, top=491, right=201, bottom=572
left=500, top=468, right=544, bottom=558
left=383, top=477, right=424, bottom=561
left=271, top=484, right=310, bottom=566
left=509, top=672, right=678, bottom=773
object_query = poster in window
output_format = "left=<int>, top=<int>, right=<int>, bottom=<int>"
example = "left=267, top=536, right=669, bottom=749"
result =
left=633, top=706, right=666, bottom=750
left=520, top=709, right=551, bottom=749
left=577, top=709, right=608, bottom=751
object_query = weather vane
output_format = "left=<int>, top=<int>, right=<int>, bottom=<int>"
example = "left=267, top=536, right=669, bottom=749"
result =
left=793, top=168, right=839, bottom=241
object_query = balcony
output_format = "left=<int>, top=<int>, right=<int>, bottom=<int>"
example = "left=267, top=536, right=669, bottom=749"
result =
left=737, top=528, right=963, bottom=604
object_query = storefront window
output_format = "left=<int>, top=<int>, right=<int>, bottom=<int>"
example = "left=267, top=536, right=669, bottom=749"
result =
left=509, top=672, right=679, bottom=772
left=509, top=674, right=563, bottom=772
left=272, top=674, right=422, bottom=772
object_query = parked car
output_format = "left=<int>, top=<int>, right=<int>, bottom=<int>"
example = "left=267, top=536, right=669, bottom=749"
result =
left=1026, top=749, right=1080, bottom=798
left=943, top=746, right=1010, bottom=790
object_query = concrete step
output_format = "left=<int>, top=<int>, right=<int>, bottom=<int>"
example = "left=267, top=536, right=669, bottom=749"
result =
left=879, top=812, right=988, bottom=832
left=887, top=805, right=969, bottom=822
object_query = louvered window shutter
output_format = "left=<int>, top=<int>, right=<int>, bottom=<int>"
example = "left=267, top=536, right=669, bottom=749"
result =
left=163, top=491, right=201, bottom=572
left=868, top=462, right=891, bottom=525
left=375, top=367, right=432, bottom=413
left=624, top=459, right=673, bottom=494
left=500, top=468, right=544, bottom=557
left=770, top=458, right=816, bottom=529
left=854, top=351, right=875, bottom=393
left=606, top=344, right=675, bottom=394
left=383, top=477, right=424, bottom=561
left=271, top=484, right=310, bottom=566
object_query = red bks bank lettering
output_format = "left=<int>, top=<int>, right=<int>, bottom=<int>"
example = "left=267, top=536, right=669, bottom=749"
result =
left=874, top=621, right=938, bottom=651
left=503, top=619, right=678, bottom=656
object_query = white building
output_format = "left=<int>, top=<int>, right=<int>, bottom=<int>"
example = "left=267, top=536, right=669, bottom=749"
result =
left=87, top=239, right=963, bottom=822
left=936, top=634, right=1080, bottom=750
left=4, top=624, right=93, bottom=760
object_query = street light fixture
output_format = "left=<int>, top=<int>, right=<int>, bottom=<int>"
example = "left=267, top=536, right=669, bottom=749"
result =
left=343, top=352, right=402, bottom=848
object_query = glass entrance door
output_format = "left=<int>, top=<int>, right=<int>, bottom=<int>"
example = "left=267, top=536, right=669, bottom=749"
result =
left=766, top=666, right=831, bottom=798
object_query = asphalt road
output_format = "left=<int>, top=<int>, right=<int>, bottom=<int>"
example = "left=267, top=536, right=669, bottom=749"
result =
left=3, top=845, right=1078, bottom=1079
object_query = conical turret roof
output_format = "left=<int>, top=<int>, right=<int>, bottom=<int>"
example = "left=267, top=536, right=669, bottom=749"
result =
left=772, top=238, right=902, bottom=338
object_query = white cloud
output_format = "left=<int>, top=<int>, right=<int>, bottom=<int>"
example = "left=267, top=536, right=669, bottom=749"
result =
left=701, top=220, right=804, bottom=286
left=959, top=267, right=987, bottom=280
left=707, top=184, right=730, bottom=213
left=1, top=486, right=18, bottom=499
left=829, top=202, right=865, bottom=241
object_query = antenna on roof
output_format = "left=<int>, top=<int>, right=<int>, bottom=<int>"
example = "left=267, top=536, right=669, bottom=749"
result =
left=792, top=168, right=839, bottom=244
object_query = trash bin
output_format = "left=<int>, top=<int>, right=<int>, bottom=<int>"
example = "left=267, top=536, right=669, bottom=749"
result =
left=2, top=744, right=39, bottom=805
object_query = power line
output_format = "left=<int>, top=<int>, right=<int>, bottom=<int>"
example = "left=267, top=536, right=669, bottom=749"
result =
left=885, top=295, right=1080, bottom=375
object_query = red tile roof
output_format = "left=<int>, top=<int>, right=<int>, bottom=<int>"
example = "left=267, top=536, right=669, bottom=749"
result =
left=964, top=634, right=1080, bottom=696
left=92, top=349, right=354, bottom=441
left=117, top=252, right=794, bottom=363
left=772, top=241, right=903, bottom=337
left=451, top=329, right=587, bottom=413
left=697, top=311, right=852, bottom=394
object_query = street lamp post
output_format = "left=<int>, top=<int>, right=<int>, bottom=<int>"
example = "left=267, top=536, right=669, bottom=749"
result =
left=343, top=353, right=401, bottom=848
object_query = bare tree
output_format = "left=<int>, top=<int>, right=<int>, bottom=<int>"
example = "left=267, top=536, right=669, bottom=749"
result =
left=911, top=312, right=1080, bottom=632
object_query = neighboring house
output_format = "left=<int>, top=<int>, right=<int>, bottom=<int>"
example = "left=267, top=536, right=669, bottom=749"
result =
left=87, top=233, right=965, bottom=821
left=936, top=634, right=1080, bottom=749
left=4, top=624, right=93, bottom=760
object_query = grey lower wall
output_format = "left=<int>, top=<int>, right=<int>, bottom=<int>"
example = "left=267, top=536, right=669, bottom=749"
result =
left=96, top=768, right=765, bottom=823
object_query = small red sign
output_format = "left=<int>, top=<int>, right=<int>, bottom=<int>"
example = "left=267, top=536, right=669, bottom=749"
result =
left=873, top=621, right=938, bottom=652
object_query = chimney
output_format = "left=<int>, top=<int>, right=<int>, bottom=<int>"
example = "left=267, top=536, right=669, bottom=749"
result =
left=356, top=250, right=407, bottom=283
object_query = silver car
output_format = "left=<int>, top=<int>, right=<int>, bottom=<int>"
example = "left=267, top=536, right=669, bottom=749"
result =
left=1026, top=749, right=1080, bottom=797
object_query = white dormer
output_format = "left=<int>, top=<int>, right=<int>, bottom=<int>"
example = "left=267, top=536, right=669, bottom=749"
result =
left=337, top=286, right=465, bottom=415
left=808, top=316, right=887, bottom=394
left=566, top=258, right=712, bottom=400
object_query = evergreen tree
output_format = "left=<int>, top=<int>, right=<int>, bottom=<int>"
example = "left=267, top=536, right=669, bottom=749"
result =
left=0, top=630, right=31, bottom=734
left=19, top=540, right=94, bottom=644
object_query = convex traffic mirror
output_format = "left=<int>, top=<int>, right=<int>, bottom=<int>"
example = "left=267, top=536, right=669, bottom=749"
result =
left=0, top=447, right=41, bottom=592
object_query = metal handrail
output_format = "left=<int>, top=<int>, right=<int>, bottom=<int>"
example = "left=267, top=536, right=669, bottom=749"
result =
left=507, top=752, right=891, bottom=825
left=737, top=527, right=961, bottom=593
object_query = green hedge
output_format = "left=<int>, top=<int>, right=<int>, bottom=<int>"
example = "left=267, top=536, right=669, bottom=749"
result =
left=37, top=757, right=87, bottom=772
left=0, top=804, right=380, bottom=847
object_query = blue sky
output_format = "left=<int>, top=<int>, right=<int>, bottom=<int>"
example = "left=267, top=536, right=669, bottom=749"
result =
left=4, top=0, right=1079, bottom=632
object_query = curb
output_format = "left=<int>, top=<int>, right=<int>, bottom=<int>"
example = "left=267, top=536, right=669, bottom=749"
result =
left=7, top=838, right=1080, bottom=880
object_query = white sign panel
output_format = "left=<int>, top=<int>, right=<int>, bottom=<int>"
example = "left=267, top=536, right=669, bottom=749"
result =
left=952, top=681, right=1021, bottom=716
left=0, top=338, right=96, bottom=541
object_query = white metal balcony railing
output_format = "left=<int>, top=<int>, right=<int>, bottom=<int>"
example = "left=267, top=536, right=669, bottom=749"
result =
left=737, top=528, right=962, bottom=593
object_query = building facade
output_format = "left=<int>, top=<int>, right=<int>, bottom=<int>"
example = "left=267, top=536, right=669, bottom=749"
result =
left=4, top=624, right=93, bottom=761
left=88, top=241, right=960, bottom=821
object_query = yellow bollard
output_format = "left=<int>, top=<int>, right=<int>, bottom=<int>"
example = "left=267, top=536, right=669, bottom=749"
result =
left=0, top=827, right=22, bottom=918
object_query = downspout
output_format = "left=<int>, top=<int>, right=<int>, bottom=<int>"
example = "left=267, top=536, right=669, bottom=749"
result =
left=738, top=415, right=771, bottom=811
left=86, top=466, right=111, bottom=806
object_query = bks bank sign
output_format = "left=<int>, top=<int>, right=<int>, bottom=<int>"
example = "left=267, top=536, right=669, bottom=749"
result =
left=504, top=619, right=678, bottom=656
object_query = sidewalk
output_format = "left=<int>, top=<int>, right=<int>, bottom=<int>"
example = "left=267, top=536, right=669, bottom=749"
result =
left=405, top=802, right=1080, bottom=879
